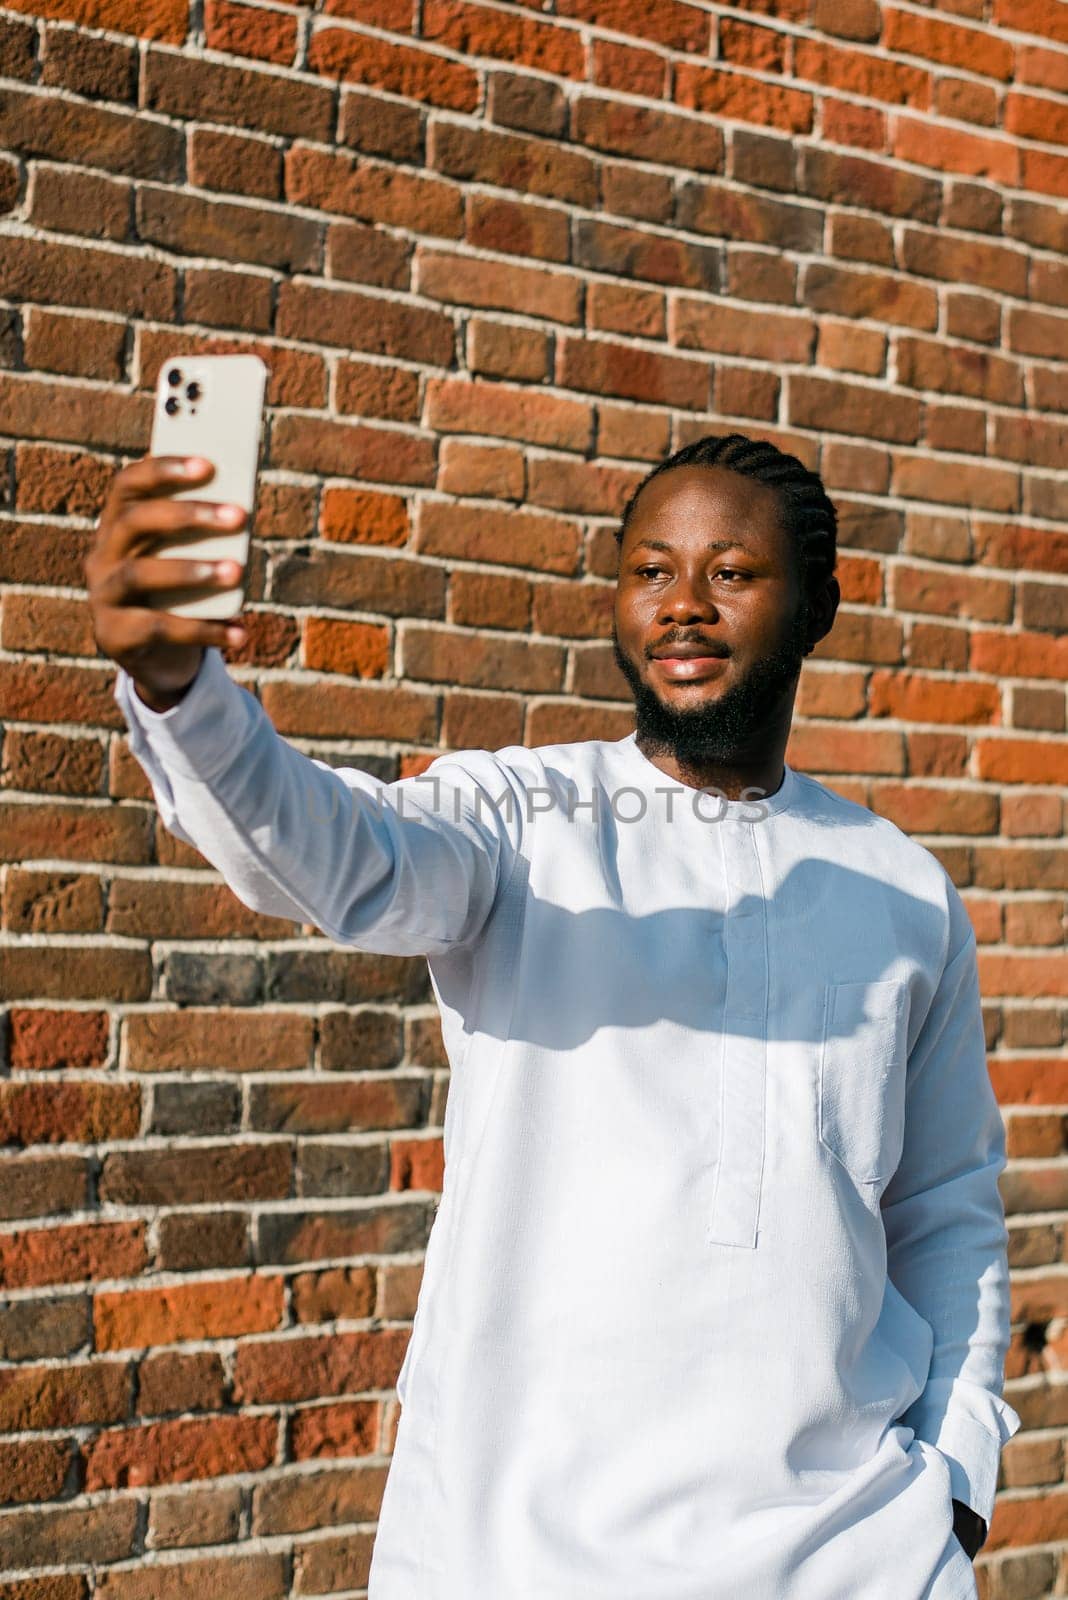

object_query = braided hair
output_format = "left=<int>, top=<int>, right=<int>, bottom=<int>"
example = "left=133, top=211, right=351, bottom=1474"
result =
left=615, top=432, right=838, bottom=613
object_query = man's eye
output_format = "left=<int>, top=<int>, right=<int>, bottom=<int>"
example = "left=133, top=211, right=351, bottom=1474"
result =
left=716, top=569, right=746, bottom=581
left=635, top=565, right=665, bottom=577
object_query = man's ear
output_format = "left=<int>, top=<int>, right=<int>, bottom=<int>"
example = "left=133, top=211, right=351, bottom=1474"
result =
left=804, top=575, right=840, bottom=655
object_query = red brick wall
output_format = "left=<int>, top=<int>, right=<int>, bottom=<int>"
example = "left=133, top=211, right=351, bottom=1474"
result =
left=0, top=0, right=1066, bottom=1593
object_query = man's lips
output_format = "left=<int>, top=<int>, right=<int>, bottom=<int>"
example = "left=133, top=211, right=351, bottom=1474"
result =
left=650, top=650, right=729, bottom=680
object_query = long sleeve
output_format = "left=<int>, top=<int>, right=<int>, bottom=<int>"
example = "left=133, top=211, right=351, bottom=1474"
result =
left=880, top=885, right=1021, bottom=1529
left=113, top=647, right=526, bottom=957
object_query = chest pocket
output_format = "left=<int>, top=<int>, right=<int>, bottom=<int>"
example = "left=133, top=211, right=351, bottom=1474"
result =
left=818, top=978, right=910, bottom=1187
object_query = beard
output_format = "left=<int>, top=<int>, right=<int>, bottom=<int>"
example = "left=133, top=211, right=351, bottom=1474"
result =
left=611, top=603, right=810, bottom=767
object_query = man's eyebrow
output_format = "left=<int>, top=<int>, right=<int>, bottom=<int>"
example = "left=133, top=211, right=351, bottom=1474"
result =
left=628, top=537, right=758, bottom=556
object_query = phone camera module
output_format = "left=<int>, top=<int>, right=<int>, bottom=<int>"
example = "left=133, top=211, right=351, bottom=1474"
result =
left=167, top=368, right=182, bottom=387
left=164, top=396, right=180, bottom=416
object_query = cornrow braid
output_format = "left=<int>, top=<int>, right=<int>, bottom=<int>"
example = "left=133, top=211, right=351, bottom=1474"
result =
left=615, top=432, right=838, bottom=608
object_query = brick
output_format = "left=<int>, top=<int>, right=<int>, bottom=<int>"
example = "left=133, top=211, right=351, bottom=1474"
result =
left=588, top=282, right=665, bottom=340
left=84, top=1414, right=277, bottom=1491
left=785, top=723, right=904, bottom=775
left=600, top=162, right=667, bottom=228
left=592, top=36, right=667, bottom=97
left=812, top=0, right=882, bottom=40
left=802, top=262, right=937, bottom=330
left=94, top=1554, right=286, bottom=1600
left=799, top=147, right=941, bottom=221
left=416, top=247, right=580, bottom=324
left=992, top=414, right=1068, bottom=473
left=449, top=568, right=531, bottom=630
left=98, top=1145, right=291, bottom=1209
left=270, top=414, right=436, bottom=487
left=158, top=1213, right=250, bottom=1273
left=893, top=564, right=1013, bottom=624
left=817, top=321, right=886, bottom=376
left=123, top=1008, right=310, bottom=1074
left=678, top=177, right=822, bottom=252
left=335, top=359, right=420, bottom=422
left=868, top=670, right=1000, bottom=725
left=148, top=1483, right=242, bottom=1550
left=467, top=318, right=549, bottom=383
left=303, top=616, right=390, bottom=677
left=286, top=144, right=462, bottom=238
left=422, top=0, right=583, bottom=77
left=973, top=522, right=1068, bottom=578
left=272, top=546, right=442, bottom=621
left=0, top=1295, right=88, bottom=1367
left=977, top=739, right=1068, bottom=789
left=30, top=165, right=130, bottom=241
left=338, top=88, right=424, bottom=161
left=870, top=783, right=999, bottom=835
left=324, top=223, right=411, bottom=291
left=884, top=9, right=1015, bottom=80
left=426, top=377, right=593, bottom=452
left=439, top=440, right=525, bottom=502
left=671, top=298, right=813, bottom=364
left=487, top=71, right=568, bottom=138
left=0, top=84, right=182, bottom=178
left=796, top=35, right=932, bottom=106
left=710, top=364, right=775, bottom=420
left=290, top=1400, right=378, bottom=1461
left=429, top=119, right=598, bottom=208
left=0, top=1153, right=88, bottom=1220
left=895, top=336, right=1023, bottom=406
left=675, top=63, right=814, bottom=133
left=320, top=488, right=409, bottom=549
left=0, top=233, right=175, bottom=321
left=527, top=458, right=643, bottom=519
left=0, top=14, right=39, bottom=81
left=204, top=0, right=298, bottom=64
left=184, top=267, right=273, bottom=333
left=972, top=628, right=1068, bottom=683
left=0, top=1438, right=71, bottom=1505
left=415, top=501, right=581, bottom=576
left=21, top=306, right=126, bottom=380
left=466, top=192, right=569, bottom=263
left=557, top=0, right=708, bottom=51
left=308, top=27, right=478, bottom=111
left=276, top=279, right=454, bottom=366
left=558, top=335, right=710, bottom=410
left=0, top=1082, right=139, bottom=1146
left=144, top=47, right=334, bottom=140
left=402, top=624, right=564, bottom=694
left=571, top=96, right=722, bottom=173
left=575, top=217, right=720, bottom=293
left=728, top=131, right=794, bottom=196
left=0, top=1220, right=146, bottom=1289
left=445, top=693, right=524, bottom=749
left=788, top=374, right=920, bottom=444
left=1020, top=144, right=1068, bottom=198
left=1, top=864, right=103, bottom=934
left=893, top=116, right=1018, bottom=187
left=937, top=76, right=998, bottom=128
left=189, top=128, right=283, bottom=200
left=136, top=183, right=318, bottom=271
left=0, top=1500, right=138, bottom=1571
left=1008, top=303, right=1068, bottom=360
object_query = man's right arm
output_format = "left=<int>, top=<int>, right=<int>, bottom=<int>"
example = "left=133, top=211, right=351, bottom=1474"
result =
left=116, top=646, right=526, bottom=957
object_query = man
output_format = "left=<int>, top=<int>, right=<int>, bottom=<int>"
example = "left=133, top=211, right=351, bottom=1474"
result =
left=92, top=430, right=1018, bottom=1599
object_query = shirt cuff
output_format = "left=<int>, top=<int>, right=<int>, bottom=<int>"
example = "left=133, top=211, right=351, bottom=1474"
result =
left=912, top=1379, right=1021, bottom=1528
left=113, top=646, right=260, bottom=782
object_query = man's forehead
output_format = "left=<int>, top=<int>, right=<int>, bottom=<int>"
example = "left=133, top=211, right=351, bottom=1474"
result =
left=626, top=464, right=786, bottom=538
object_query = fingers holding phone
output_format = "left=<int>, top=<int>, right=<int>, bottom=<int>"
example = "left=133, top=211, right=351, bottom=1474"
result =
left=85, top=354, right=268, bottom=708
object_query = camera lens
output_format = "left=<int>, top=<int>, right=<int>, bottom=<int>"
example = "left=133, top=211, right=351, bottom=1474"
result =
left=168, top=368, right=182, bottom=387
left=186, top=382, right=201, bottom=401
left=164, top=396, right=180, bottom=415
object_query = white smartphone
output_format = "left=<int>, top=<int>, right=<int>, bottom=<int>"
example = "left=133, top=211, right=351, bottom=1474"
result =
left=146, top=353, right=268, bottom=621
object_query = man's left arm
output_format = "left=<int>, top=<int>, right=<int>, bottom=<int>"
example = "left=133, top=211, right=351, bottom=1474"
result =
left=880, top=894, right=1021, bottom=1558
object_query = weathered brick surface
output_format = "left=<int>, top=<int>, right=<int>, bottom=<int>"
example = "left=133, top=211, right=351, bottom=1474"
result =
left=0, top=1, right=1063, bottom=1587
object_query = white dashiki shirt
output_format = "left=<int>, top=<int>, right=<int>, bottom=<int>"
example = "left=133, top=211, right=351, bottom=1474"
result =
left=115, top=645, right=1019, bottom=1600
